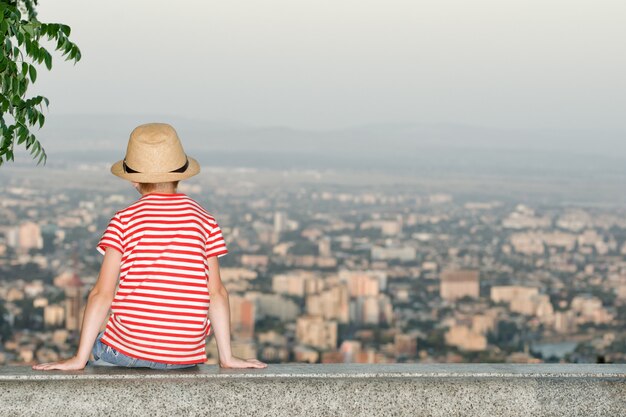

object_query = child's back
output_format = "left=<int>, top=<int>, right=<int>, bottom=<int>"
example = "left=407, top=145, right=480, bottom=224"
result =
left=98, top=192, right=228, bottom=364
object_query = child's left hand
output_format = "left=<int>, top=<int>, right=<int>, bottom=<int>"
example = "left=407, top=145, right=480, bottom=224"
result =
left=219, top=356, right=268, bottom=369
left=32, top=355, right=88, bottom=371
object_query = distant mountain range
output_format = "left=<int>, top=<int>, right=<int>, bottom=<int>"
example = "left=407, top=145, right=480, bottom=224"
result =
left=30, top=114, right=626, bottom=179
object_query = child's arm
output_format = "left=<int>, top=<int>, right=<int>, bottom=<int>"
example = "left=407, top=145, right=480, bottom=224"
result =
left=206, top=256, right=267, bottom=369
left=33, top=247, right=122, bottom=370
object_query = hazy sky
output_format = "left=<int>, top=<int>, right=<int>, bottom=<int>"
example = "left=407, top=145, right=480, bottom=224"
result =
left=33, top=0, right=626, bottom=131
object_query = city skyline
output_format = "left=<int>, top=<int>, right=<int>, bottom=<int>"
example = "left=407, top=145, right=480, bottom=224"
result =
left=1, top=164, right=624, bottom=365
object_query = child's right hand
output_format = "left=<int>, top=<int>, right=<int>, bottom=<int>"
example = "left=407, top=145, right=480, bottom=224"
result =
left=32, top=355, right=88, bottom=371
left=219, top=356, right=268, bottom=369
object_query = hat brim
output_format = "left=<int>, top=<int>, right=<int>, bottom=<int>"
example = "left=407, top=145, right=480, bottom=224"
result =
left=110, top=156, right=200, bottom=183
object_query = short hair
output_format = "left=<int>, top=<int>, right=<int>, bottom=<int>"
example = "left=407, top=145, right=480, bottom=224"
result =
left=137, top=181, right=179, bottom=194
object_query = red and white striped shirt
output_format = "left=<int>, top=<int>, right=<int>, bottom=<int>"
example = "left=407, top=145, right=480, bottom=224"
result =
left=96, top=192, right=228, bottom=364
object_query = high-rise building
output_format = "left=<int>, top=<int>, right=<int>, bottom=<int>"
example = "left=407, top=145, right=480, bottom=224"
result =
left=240, top=254, right=269, bottom=268
left=491, top=286, right=538, bottom=304
left=296, top=315, right=337, bottom=351
left=44, top=304, right=65, bottom=328
left=306, top=286, right=349, bottom=323
left=6, top=227, right=19, bottom=248
left=491, top=286, right=554, bottom=319
left=371, top=246, right=416, bottom=261
left=350, top=294, right=393, bottom=325
left=229, top=295, right=256, bottom=341
left=64, top=271, right=84, bottom=332
left=440, top=270, right=479, bottom=301
left=247, top=292, right=299, bottom=321
left=273, top=211, right=287, bottom=234
left=360, top=296, right=379, bottom=324
left=272, top=271, right=319, bottom=297
left=554, top=310, right=577, bottom=334
left=9, top=222, right=44, bottom=253
left=444, top=325, right=487, bottom=351
left=318, top=237, right=332, bottom=257
left=339, top=270, right=387, bottom=297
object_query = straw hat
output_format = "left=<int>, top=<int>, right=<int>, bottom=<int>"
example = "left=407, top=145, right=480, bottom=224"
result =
left=110, top=123, right=200, bottom=183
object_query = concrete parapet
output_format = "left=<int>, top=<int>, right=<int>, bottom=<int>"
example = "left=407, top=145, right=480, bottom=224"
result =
left=1, top=363, right=625, bottom=416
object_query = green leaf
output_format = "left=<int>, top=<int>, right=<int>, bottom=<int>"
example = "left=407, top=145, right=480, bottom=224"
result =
left=43, top=50, right=52, bottom=70
left=23, top=24, right=35, bottom=37
left=36, top=47, right=44, bottom=64
left=29, top=64, right=36, bottom=82
left=37, top=151, right=46, bottom=165
left=19, top=79, right=27, bottom=96
left=24, top=38, right=32, bottom=56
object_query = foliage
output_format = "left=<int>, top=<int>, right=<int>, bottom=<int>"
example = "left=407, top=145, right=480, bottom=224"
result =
left=0, top=0, right=81, bottom=166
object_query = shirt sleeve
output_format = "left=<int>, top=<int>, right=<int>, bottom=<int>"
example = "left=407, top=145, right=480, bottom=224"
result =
left=206, top=220, right=228, bottom=258
left=97, top=213, right=125, bottom=255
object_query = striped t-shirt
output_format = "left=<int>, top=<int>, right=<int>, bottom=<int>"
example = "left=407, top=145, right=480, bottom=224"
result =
left=96, top=192, right=228, bottom=364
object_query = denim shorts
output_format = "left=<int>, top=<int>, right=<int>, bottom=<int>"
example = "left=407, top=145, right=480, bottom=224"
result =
left=89, top=331, right=197, bottom=370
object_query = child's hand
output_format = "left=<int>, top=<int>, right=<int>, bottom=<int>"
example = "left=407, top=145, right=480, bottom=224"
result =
left=32, top=356, right=87, bottom=371
left=219, top=356, right=268, bottom=369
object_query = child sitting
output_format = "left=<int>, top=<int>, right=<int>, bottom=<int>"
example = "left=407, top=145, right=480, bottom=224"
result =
left=33, top=123, right=267, bottom=370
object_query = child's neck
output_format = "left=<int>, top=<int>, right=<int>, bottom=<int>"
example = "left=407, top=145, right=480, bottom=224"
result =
left=141, top=188, right=178, bottom=196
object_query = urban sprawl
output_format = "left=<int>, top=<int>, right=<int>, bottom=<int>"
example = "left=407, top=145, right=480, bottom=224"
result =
left=1, top=165, right=625, bottom=365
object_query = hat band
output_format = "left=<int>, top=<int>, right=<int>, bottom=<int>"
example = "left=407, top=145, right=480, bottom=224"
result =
left=123, top=157, right=189, bottom=174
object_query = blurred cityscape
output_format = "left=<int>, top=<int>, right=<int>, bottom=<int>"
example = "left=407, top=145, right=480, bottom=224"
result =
left=1, top=163, right=625, bottom=366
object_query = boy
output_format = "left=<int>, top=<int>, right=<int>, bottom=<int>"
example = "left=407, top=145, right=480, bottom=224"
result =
left=33, top=123, right=267, bottom=370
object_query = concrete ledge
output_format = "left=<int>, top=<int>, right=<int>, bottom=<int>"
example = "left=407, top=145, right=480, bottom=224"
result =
left=1, top=364, right=625, bottom=416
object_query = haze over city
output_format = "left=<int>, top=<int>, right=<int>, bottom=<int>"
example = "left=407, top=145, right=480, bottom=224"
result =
left=14, top=0, right=625, bottom=203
